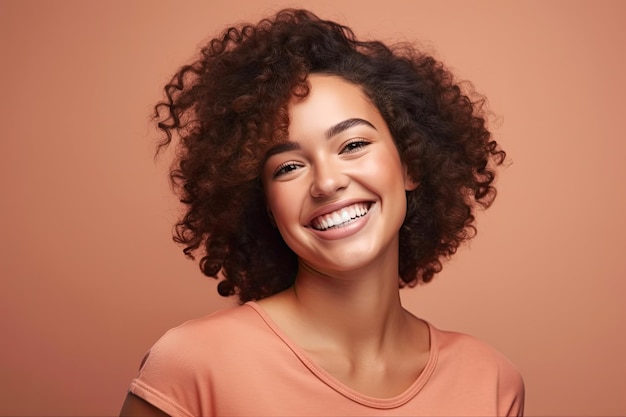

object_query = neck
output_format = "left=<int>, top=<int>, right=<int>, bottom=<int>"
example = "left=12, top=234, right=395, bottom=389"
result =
left=254, top=245, right=430, bottom=399
left=288, top=254, right=409, bottom=356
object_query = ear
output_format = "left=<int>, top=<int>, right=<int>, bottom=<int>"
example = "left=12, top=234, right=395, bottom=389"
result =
left=403, top=165, right=419, bottom=191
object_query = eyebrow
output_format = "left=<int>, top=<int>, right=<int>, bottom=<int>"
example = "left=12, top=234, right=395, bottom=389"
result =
left=263, top=118, right=377, bottom=161
left=264, top=141, right=301, bottom=161
left=324, top=118, right=376, bottom=139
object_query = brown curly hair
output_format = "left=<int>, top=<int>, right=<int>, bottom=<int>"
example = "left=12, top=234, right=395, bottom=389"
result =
left=154, top=9, right=505, bottom=303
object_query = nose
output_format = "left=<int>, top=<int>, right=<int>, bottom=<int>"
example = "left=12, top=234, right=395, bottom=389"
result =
left=310, top=159, right=349, bottom=198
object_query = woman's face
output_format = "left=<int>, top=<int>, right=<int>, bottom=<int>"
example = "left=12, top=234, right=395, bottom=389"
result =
left=262, top=74, right=416, bottom=276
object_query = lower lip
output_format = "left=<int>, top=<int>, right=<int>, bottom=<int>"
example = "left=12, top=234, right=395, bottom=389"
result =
left=307, top=208, right=372, bottom=240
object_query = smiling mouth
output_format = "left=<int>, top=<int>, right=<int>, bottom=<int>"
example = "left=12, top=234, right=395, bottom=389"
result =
left=310, top=203, right=371, bottom=231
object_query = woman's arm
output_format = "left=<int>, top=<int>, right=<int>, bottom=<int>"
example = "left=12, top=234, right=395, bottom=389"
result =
left=119, top=393, right=171, bottom=417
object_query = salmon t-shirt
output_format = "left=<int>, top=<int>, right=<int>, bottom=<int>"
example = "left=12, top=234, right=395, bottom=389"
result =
left=128, top=302, right=524, bottom=416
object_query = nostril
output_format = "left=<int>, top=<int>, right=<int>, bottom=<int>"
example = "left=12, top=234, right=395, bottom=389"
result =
left=310, top=167, right=349, bottom=197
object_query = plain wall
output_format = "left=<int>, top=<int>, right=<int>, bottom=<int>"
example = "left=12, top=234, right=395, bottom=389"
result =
left=1, top=0, right=625, bottom=415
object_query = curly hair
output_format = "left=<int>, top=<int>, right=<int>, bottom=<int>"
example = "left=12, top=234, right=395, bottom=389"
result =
left=154, top=9, right=505, bottom=303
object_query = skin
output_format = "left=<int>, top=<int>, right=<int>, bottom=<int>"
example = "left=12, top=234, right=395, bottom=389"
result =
left=120, top=74, right=430, bottom=416
left=259, top=74, right=429, bottom=398
left=119, top=393, right=170, bottom=417
left=263, top=74, right=417, bottom=277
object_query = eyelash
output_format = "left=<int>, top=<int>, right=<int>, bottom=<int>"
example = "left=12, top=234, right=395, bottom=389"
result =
left=273, top=162, right=302, bottom=178
left=272, top=139, right=370, bottom=178
left=341, top=139, right=370, bottom=153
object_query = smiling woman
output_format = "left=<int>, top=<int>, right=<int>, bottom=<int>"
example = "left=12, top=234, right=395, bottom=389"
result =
left=262, top=75, right=417, bottom=275
left=120, top=8, right=523, bottom=417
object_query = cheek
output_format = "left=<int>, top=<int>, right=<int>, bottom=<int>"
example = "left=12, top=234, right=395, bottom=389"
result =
left=362, top=153, right=405, bottom=189
left=265, top=186, right=298, bottom=227
left=265, top=190, right=305, bottom=255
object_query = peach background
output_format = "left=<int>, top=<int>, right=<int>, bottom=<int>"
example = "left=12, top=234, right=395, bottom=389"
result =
left=1, top=0, right=625, bottom=415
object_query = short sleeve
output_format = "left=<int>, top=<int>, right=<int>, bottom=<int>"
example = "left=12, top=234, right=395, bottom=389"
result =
left=496, top=352, right=525, bottom=416
left=128, top=324, right=213, bottom=417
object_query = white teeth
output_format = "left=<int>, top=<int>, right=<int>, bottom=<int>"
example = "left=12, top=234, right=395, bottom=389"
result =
left=311, top=203, right=370, bottom=231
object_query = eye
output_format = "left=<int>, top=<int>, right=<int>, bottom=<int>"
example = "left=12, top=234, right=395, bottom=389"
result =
left=341, top=139, right=370, bottom=154
left=273, top=162, right=302, bottom=178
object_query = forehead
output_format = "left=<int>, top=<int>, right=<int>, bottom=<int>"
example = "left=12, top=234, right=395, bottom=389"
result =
left=287, top=74, right=382, bottom=137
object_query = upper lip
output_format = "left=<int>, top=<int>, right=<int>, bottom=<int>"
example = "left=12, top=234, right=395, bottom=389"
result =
left=305, top=199, right=374, bottom=226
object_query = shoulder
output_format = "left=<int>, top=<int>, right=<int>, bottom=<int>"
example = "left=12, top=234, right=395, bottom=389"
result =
left=432, top=324, right=521, bottom=375
left=159, top=303, right=261, bottom=337
left=132, top=303, right=272, bottom=383
left=128, top=304, right=271, bottom=416
left=428, top=323, right=525, bottom=415
left=145, top=303, right=266, bottom=359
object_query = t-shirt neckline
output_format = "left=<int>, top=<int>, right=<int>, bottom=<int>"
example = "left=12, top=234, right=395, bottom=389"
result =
left=244, top=301, right=439, bottom=409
